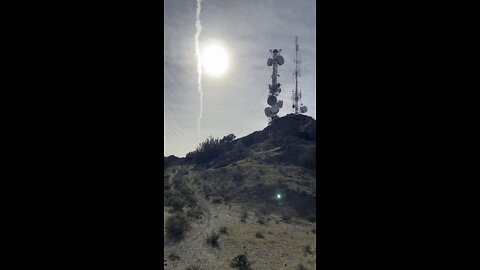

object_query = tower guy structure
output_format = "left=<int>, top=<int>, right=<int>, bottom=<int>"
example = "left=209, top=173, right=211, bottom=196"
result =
left=292, top=36, right=308, bottom=114
left=265, top=49, right=284, bottom=124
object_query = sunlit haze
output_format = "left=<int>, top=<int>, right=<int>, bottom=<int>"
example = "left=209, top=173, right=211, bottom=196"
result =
left=201, top=45, right=229, bottom=76
left=164, top=0, right=316, bottom=157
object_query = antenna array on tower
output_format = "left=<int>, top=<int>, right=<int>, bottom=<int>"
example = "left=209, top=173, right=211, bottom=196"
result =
left=292, top=36, right=307, bottom=115
left=265, top=49, right=284, bottom=124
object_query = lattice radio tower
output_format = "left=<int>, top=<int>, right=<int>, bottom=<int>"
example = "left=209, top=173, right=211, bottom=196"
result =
left=292, top=36, right=308, bottom=114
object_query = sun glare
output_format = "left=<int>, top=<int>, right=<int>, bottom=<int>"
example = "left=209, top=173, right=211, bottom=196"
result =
left=201, top=45, right=229, bottom=77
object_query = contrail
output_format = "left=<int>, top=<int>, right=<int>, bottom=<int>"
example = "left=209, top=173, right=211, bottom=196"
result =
left=195, top=0, right=203, bottom=144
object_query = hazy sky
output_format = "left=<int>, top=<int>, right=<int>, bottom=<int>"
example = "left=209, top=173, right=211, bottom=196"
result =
left=164, top=0, right=316, bottom=157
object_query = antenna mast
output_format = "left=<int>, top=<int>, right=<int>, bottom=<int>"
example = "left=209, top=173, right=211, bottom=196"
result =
left=292, top=36, right=308, bottom=114
left=265, top=49, right=284, bottom=125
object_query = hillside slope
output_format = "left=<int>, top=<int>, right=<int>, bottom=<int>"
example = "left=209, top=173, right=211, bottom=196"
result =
left=164, top=114, right=317, bottom=269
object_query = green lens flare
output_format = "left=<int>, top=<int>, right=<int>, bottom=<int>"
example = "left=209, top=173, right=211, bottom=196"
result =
left=277, top=194, right=281, bottom=199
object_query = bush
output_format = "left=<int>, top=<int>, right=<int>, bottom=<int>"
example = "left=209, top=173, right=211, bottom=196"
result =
left=206, top=231, right=220, bottom=248
left=281, top=208, right=295, bottom=223
left=212, top=198, right=222, bottom=204
left=166, top=213, right=190, bottom=241
left=185, top=266, right=201, bottom=270
left=258, top=205, right=270, bottom=215
left=178, top=188, right=197, bottom=207
left=219, top=226, right=228, bottom=234
left=240, top=206, right=248, bottom=223
left=168, top=196, right=186, bottom=212
left=231, top=254, right=251, bottom=270
left=297, top=264, right=308, bottom=270
left=207, top=232, right=220, bottom=248
left=299, top=146, right=316, bottom=169
left=186, top=207, right=202, bottom=219
left=192, top=136, right=225, bottom=164
left=304, top=244, right=313, bottom=255
left=255, top=232, right=264, bottom=239
left=220, top=133, right=236, bottom=144
left=256, top=213, right=267, bottom=225
left=168, top=252, right=180, bottom=261
left=224, top=193, right=232, bottom=202
left=232, top=171, right=244, bottom=182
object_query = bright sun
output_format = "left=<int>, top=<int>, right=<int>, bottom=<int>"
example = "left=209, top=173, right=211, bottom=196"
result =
left=201, top=45, right=229, bottom=77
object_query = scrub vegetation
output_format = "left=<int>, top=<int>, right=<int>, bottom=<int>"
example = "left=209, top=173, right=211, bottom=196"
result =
left=164, top=114, right=316, bottom=269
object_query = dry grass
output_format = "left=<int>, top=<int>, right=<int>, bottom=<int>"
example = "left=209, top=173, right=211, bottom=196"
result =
left=164, top=160, right=316, bottom=269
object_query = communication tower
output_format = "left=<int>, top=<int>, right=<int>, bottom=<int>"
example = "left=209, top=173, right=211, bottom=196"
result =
left=265, top=49, right=284, bottom=125
left=292, top=36, right=308, bottom=114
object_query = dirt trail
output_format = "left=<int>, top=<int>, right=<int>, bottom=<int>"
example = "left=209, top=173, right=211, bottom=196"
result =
left=164, top=166, right=217, bottom=269
left=164, top=166, right=317, bottom=269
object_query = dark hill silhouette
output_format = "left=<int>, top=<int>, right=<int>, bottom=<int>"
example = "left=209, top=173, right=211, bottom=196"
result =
left=164, top=114, right=316, bottom=221
left=165, top=114, right=316, bottom=168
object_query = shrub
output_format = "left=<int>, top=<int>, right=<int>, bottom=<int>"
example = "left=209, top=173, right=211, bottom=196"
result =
left=219, top=226, right=228, bottom=234
left=297, top=264, right=308, bottom=270
left=307, top=214, right=316, bottom=223
left=230, top=254, right=251, bottom=270
left=242, top=135, right=255, bottom=147
left=185, top=266, right=201, bottom=270
left=220, top=133, right=236, bottom=144
left=240, top=206, right=248, bottom=223
left=256, top=213, right=267, bottom=225
left=304, top=244, right=313, bottom=255
left=192, top=136, right=225, bottom=164
left=232, top=171, right=244, bottom=182
left=255, top=232, right=264, bottom=239
left=281, top=208, right=295, bottom=223
left=164, top=181, right=170, bottom=190
left=177, top=187, right=197, bottom=207
left=223, top=193, right=232, bottom=202
left=168, top=195, right=185, bottom=212
left=168, top=252, right=180, bottom=261
left=212, top=198, right=222, bottom=204
left=164, top=188, right=172, bottom=199
left=258, top=205, right=270, bottom=215
left=299, top=146, right=316, bottom=169
left=166, top=213, right=190, bottom=241
left=186, top=207, right=203, bottom=219
left=206, top=231, right=220, bottom=248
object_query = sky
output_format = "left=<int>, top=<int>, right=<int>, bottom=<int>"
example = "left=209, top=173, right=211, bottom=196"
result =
left=164, top=0, right=316, bottom=157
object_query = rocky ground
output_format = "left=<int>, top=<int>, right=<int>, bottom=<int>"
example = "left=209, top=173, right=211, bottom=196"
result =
left=164, top=167, right=316, bottom=270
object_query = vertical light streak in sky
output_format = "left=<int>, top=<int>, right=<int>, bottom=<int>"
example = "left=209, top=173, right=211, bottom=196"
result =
left=195, top=0, right=203, bottom=144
